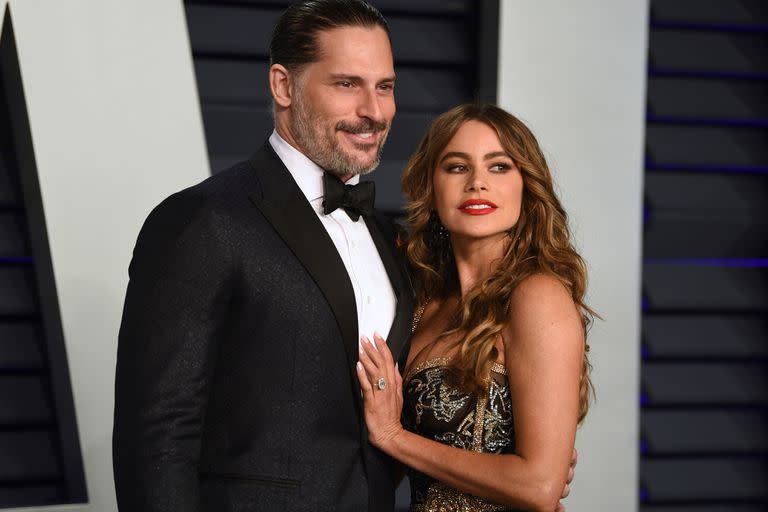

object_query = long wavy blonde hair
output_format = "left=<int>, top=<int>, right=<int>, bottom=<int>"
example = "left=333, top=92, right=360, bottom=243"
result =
left=401, top=103, right=594, bottom=423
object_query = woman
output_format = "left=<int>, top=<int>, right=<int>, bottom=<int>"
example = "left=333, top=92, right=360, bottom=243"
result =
left=355, top=104, right=594, bottom=511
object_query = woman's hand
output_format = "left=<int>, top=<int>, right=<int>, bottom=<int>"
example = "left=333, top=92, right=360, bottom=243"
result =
left=356, top=333, right=404, bottom=453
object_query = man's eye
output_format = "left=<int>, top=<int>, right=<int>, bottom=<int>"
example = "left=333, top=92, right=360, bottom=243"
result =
left=379, top=83, right=394, bottom=91
left=338, top=81, right=353, bottom=88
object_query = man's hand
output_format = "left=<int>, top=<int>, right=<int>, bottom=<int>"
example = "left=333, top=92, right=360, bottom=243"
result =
left=556, top=447, right=578, bottom=511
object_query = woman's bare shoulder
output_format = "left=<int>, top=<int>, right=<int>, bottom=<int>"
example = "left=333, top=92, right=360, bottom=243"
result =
left=505, top=273, right=582, bottom=345
left=510, top=274, right=574, bottom=310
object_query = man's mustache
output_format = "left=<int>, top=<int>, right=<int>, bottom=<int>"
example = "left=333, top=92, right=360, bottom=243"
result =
left=336, top=119, right=388, bottom=134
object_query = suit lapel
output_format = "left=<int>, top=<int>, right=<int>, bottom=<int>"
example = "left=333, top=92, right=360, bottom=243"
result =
left=364, top=213, right=414, bottom=365
left=247, top=144, right=360, bottom=394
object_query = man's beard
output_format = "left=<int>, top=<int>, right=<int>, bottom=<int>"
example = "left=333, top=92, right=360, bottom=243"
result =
left=291, top=90, right=389, bottom=177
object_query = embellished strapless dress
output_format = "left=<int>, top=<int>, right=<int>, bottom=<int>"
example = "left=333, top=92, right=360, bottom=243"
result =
left=402, top=357, right=521, bottom=512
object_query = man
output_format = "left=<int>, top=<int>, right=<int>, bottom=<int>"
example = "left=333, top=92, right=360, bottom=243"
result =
left=113, top=1, right=575, bottom=511
left=114, top=2, right=411, bottom=511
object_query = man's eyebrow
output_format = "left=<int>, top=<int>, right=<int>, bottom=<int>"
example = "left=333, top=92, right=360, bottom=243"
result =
left=328, top=74, right=397, bottom=83
left=330, top=73, right=363, bottom=82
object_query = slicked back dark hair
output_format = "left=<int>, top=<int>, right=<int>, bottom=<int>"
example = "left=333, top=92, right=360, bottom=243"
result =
left=270, top=0, right=391, bottom=72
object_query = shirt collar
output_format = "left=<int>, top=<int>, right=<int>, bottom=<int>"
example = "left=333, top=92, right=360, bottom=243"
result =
left=268, top=129, right=360, bottom=204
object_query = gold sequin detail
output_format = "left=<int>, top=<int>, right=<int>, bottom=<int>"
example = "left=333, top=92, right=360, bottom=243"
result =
left=404, top=356, right=450, bottom=384
left=410, top=482, right=509, bottom=512
left=471, top=389, right=489, bottom=452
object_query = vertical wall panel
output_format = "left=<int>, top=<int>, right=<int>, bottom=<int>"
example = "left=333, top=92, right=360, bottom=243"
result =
left=498, top=2, right=648, bottom=510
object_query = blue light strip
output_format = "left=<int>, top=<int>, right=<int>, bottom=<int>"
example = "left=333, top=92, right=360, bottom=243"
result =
left=650, top=20, right=768, bottom=34
left=647, top=115, right=768, bottom=128
left=648, top=68, right=768, bottom=81
left=0, top=256, right=33, bottom=264
left=644, top=258, right=768, bottom=268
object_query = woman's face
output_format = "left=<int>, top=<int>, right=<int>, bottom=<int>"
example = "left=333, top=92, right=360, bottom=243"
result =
left=432, top=120, right=524, bottom=243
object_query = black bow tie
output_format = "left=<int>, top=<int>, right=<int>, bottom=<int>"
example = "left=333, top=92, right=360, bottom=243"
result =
left=322, top=173, right=375, bottom=221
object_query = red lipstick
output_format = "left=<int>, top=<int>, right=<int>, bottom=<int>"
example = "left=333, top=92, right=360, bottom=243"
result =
left=458, top=199, right=497, bottom=215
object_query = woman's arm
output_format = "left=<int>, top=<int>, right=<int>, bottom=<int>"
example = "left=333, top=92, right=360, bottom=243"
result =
left=357, top=274, right=584, bottom=512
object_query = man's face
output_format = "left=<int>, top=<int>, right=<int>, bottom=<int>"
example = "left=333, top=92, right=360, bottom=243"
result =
left=290, top=25, right=396, bottom=177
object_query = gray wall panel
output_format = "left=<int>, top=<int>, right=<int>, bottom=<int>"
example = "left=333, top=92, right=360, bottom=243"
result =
left=645, top=173, right=768, bottom=211
left=0, top=212, right=26, bottom=256
left=648, top=77, right=768, bottom=120
left=642, top=409, right=768, bottom=453
left=644, top=265, right=768, bottom=311
left=0, top=431, right=60, bottom=480
left=643, top=362, right=768, bottom=404
left=649, top=30, right=768, bottom=73
left=651, top=0, right=768, bottom=25
left=0, top=485, right=65, bottom=508
left=0, top=267, right=36, bottom=316
left=643, top=315, right=768, bottom=357
left=641, top=457, right=768, bottom=501
left=646, top=125, right=768, bottom=168
left=0, top=324, right=43, bottom=368
left=0, top=376, right=52, bottom=424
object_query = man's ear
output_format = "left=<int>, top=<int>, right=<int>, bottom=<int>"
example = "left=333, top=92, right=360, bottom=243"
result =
left=269, top=64, right=293, bottom=108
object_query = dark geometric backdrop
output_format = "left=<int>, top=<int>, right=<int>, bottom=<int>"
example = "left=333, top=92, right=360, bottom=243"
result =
left=184, top=0, right=499, bottom=213
left=640, top=0, right=768, bottom=509
left=0, top=6, right=87, bottom=509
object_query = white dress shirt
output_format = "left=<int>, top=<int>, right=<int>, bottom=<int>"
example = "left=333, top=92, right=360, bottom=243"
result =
left=268, top=130, right=397, bottom=341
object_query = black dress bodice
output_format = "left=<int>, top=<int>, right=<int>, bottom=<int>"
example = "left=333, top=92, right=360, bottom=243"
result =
left=402, top=357, right=520, bottom=512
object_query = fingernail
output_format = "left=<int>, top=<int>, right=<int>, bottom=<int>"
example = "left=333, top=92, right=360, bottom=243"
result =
left=356, top=361, right=362, bottom=370
left=374, top=331, right=385, bottom=342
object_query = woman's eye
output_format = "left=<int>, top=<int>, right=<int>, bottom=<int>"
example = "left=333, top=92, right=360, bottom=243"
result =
left=490, top=163, right=511, bottom=172
left=446, top=164, right=467, bottom=173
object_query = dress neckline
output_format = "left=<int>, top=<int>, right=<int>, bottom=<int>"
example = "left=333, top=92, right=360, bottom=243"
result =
left=404, top=356, right=507, bottom=384
left=407, top=300, right=507, bottom=383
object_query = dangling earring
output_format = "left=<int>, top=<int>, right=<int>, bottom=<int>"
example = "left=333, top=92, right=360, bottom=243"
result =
left=428, top=211, right=452, bottom=260
left=429, top=211, right=449, bottom=241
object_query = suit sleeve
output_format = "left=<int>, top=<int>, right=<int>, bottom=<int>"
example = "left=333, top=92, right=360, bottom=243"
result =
left=113, top=193, right=233, bottom=512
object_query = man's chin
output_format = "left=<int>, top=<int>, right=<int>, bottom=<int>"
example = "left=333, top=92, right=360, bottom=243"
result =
left=336, top=148, right=381, bottom=173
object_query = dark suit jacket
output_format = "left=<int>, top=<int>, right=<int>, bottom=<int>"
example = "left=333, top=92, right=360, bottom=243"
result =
left=113, top=143, right=414, bottom=512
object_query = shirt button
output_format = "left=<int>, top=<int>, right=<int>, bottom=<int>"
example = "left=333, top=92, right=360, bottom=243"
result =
left=367, top=296, right=373, bottom=304
left=351, top=240, right=357, bottom=248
